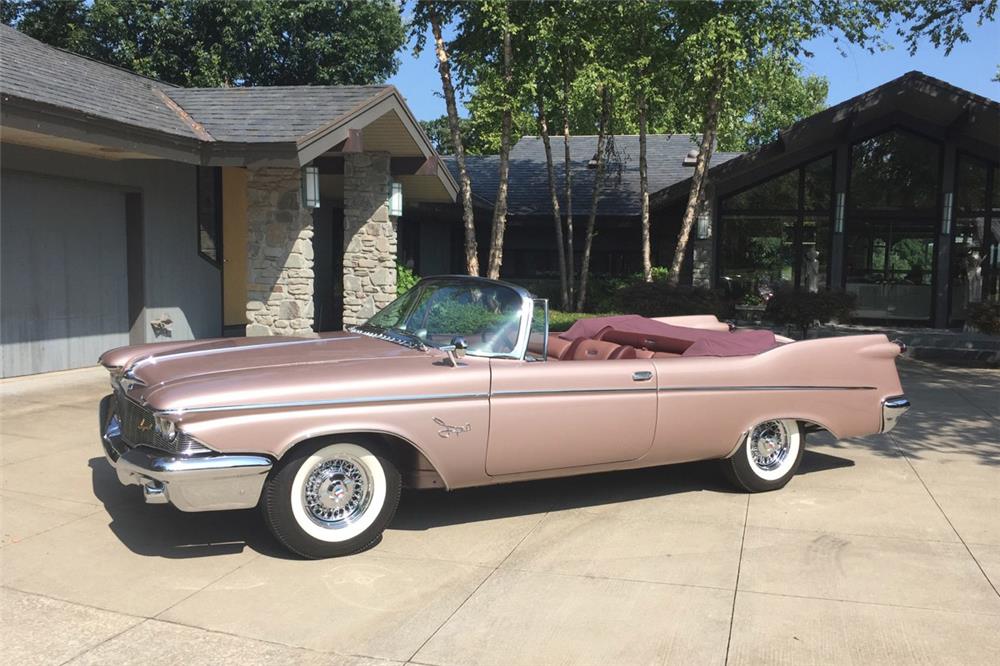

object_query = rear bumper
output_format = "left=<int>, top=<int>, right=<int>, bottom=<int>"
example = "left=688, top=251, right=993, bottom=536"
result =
left=100, top=395, right=272, bottom=512
left=880, top=395, right=911, bottom=433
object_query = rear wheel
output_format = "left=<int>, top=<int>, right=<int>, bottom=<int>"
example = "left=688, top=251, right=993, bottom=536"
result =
left=262, top=440, right=401, bottom=559
left=724, top=419, right=803, bottom=492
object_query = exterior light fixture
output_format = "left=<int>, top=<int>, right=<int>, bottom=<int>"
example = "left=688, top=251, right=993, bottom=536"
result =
left=834, top=192, right=846, bottom=233
left=942, top=192, right=954, bottom=235
left=696, top=208, right=712, bottom=239
left=387, top=181, right=403, bottom=217
left=301, top=166, right=320, bottom=208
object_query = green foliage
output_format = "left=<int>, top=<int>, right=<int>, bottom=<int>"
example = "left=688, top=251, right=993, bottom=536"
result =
left=547, top=309, right=621, bottom=332
left=424, top=301, right=506, bottom=336
left=396, top=263, right=419, bottom=296
left=3, top=0, right=405, bottom=87
left=420, top=116, right=493, bottom=156
left=611, top=283, right=733, bottom=319
left=965, top=302, right=1000, bottom=336
left=765, top=290, right=856, bottom=337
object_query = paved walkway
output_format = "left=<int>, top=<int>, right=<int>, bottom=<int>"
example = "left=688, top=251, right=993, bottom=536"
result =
left=1, top=360, right=998, bottom=665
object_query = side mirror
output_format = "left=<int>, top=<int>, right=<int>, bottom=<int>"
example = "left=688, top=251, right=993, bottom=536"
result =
left=441, top=337, right=468, bottom=367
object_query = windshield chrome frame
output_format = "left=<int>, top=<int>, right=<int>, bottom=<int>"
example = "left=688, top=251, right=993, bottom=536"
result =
left=362, top=275, right=537, bottom=360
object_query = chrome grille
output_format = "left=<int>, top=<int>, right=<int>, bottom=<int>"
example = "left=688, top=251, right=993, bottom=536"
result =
left=113, top=392, right=208, bottom=455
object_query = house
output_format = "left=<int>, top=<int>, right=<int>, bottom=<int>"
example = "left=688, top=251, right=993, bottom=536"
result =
left=418, top=135, right=741, bottom=280
left=431, top=72, right=998, bottom=329
left=0, top=25, right=457, bottom=376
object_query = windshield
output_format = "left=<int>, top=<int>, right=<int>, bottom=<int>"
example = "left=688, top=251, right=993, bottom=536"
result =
left=360, top=279, right=526, bottom=356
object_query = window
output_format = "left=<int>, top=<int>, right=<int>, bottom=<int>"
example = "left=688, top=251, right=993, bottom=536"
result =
left=845, top=130, right=941, bottom=322
left=951, top=155, right=998, bottom=322
left=719, top=155, right=834, bottom=299
left=197, top=167, right=222, bottom=265
left=849, top=129, right=941, bottom=212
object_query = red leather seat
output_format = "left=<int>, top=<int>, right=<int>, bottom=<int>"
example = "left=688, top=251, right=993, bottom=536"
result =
left=566, top=338, right=638, bottom=361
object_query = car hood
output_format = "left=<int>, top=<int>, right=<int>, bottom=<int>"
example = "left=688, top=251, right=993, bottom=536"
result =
left=103, top=332, right=437, bottom=413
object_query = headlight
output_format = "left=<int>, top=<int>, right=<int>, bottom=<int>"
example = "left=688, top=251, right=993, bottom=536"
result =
left=155, top=415, right=178, bottom=442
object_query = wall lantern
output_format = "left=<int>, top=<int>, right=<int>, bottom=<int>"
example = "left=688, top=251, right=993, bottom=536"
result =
left=696, top=208, right=712, bottom=239
left=942, top=192, right=954, bottom=235
left=834, top=191, right=846, bottom=233
left=301, top=166, right=320, bottom=208
left=388, top=181, right=403, bottom=217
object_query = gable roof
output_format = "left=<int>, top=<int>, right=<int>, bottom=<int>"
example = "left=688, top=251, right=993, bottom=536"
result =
left=163, top=85, right=390, bottom=143
left=0, top=24, right=197, bottom=140
left=446, top=134, right=741, bottom=216
left=651, top=70, right=1000, bottom=208
left=0, top=25, right=456, bottom=196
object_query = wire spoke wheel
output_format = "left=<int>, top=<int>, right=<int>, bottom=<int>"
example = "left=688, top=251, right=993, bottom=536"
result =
left=748, top=420, right=791, bottom=472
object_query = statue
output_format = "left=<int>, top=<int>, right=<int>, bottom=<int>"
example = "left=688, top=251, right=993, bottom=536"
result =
left=803, top=247, right=820, bottom=293
left=964, top=249, right=983, bottom=304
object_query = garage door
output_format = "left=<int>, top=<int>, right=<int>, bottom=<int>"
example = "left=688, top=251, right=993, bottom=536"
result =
left=1, top=172, right=129, bottom=377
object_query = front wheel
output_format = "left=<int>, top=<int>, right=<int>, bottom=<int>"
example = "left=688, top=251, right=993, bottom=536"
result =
left=723, top=419, right=803, bottom=492
left=262, top=440, right=401, bottom=559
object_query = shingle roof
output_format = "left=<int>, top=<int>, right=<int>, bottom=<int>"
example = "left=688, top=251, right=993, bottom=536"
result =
left=0, top=25, right=392, bottom=146
left=165, top=85, right=389, bottom=143
left=446, top=135, right=742, bottom=216
left=0, top=24, right=197, bottom=139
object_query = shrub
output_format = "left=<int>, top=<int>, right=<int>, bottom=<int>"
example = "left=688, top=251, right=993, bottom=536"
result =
left=397, top=263, right=419, bottom=295
left=765, top=290, right=856, bottom=337
left=966, top=302, right=1000, bottom=335
left=547, top=309, right=622, bottom=332
left=608, top=282, right=733, bottom=318
left=425, top=300, right=506, bottom=336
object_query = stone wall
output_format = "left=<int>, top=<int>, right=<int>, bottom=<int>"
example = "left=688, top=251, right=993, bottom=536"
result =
left=245, top=167, right=315, bottom=336
left=342, top=152, right=397, bottom=326
left=692, top=239, right=713, bottom=288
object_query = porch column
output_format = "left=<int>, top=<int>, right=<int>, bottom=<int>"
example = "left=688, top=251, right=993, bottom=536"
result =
left=244, top=167, right=315, bottom=336
left=343, top=152, right=398, bottom=326
left=933, top=140, right=958, bottom=328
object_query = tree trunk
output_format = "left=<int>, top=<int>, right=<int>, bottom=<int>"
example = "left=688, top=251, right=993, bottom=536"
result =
left=668, top=76, right=722, bottom=286
left=486, top=17, right=513, bottom=279
left=638, top=87, right=652, bottom=282
left=562, top=59, right=575, bottom=305
left=429, top=5, right=479, bottom=276
left=538, top=95, right=569, bottom=309
left=576, top=86, right=611, bottom=311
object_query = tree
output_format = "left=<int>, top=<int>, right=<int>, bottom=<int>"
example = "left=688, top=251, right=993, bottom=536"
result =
left=4, top=0, right=405, bottom=87
left=420, top=116, right=490, bottom=155
left=576, top=85, right=612, bottom=310
left=484, top=0, right=515, bottom=280
left=411, top=1, right=480, bottom=276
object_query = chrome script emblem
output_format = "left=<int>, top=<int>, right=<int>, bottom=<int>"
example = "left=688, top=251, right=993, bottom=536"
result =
left=137, top=417, right=153, bottom=432
left=434, top=418, right=471, bottom=438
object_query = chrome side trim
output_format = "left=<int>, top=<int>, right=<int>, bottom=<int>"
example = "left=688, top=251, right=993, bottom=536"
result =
left=492, top=387, right=658, bottom=397
left=129, top=336, right=361, bottom=371
left=160, top=391, right=490, bottom=416
left=657, top=385, right=877, bottom=393
left=880, top=395, right=911, bottom=433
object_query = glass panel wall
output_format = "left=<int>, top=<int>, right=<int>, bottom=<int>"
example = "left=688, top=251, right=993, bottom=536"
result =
left=951, top=155, right=998, bottom=322
left=719, top=155, right=833, bottom=302
left=845, top=129, right=940, bottom=322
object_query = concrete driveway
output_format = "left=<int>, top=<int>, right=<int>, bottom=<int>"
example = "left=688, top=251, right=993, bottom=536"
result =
left=2, top=360, right=998, bottom=665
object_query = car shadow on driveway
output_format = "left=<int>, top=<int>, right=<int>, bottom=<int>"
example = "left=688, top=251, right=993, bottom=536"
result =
left=392, top=450, right=854, bottom=532
left=88, top=457, right=289, bottom=560
left=88, top=450, right=853, bottom=557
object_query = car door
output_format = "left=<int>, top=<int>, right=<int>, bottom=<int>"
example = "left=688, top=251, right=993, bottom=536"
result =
left=485, top=357, right=658, bottom=476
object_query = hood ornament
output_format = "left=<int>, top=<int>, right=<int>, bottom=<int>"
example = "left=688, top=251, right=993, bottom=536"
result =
left=434, top=418, right=471, bottom=438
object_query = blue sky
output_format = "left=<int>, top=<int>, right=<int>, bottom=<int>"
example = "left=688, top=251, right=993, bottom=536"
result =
left=388, top=14, right=999, bottom=123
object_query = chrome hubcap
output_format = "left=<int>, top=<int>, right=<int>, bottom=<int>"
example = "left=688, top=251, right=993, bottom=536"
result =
left=749, top=420, right=790, bottom=471
left=303, top=456, right=372, bottom=528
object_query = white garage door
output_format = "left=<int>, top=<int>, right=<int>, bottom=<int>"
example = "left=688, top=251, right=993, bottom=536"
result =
left=1, top=172, right=129, bottom=377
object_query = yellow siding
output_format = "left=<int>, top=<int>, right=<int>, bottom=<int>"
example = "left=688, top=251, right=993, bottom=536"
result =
left=222, top=167, right=248, bottom=326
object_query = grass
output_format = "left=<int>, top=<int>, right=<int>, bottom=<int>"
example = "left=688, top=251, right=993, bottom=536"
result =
left=547, top=310, right=621, bottom=332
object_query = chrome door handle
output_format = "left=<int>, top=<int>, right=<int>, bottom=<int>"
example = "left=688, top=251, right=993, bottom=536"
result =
left=632, top=371, right=653, bottom=382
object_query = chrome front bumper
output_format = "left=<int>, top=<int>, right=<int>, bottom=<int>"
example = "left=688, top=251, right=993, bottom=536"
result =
left=880, top=395, right=911, bottom=433
left=100, top=395, right=272, bottom=512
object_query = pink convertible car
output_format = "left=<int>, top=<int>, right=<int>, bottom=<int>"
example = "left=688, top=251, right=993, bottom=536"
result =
left=99, top=276, right=909, bottom=558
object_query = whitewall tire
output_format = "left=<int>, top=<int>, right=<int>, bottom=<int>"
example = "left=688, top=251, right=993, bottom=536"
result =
left=724, top=419, right=803, bottom=492
left=262, top=440, right=401, bottom=559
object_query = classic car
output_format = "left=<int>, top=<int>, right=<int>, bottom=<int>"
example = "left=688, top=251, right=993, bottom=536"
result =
left=99, top=275, right=910, bottom=559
